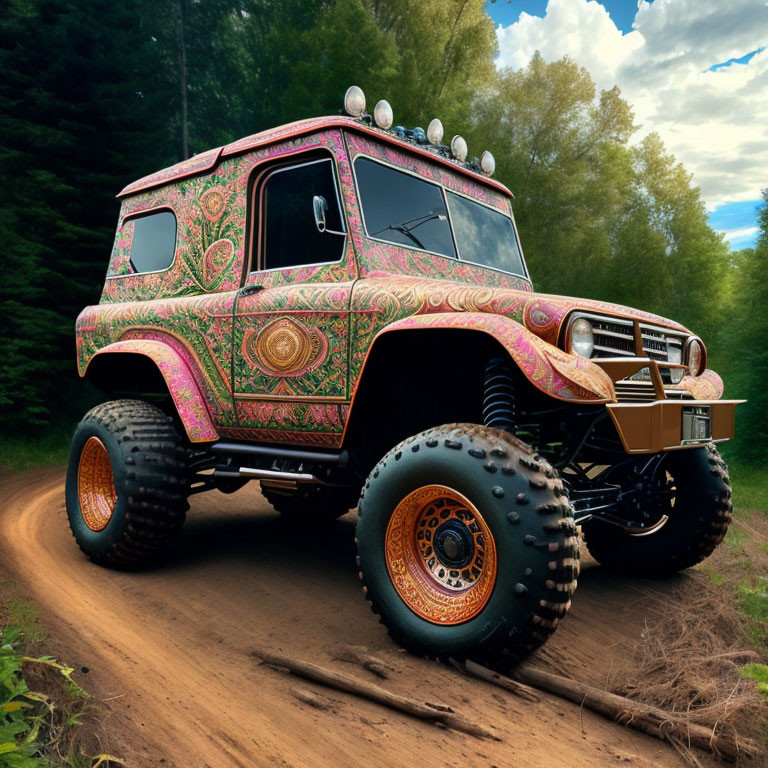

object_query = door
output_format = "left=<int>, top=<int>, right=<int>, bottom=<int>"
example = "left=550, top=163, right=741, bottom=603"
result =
left=229, top=149, right=356, bottom=447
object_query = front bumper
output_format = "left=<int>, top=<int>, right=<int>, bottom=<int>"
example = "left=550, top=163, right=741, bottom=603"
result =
left=606, top=399, right=743, bottom=454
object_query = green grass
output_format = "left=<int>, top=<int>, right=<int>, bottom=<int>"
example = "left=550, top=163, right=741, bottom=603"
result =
left=725, top=460, right=768, bottom=513
left=0, top=431, right=71, bottom=474
left=741, top=664, right=768, bottom=697
left=739, top=578, right=768, bottom=651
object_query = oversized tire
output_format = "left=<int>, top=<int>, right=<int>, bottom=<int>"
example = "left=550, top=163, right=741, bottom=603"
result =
left=261, top=483, right=359, bottom=522
left=65, top=399, right=190, bottom=568
left=356, top=423, right=579, bottom=666
left=583, top=444, right=732, bottom=577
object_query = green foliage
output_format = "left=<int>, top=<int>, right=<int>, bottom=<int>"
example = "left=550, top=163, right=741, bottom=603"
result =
left=0, top=608, right=119, bottom=767
left=720, top=190, right=768, bottom=464
left=472, top=53, right=730, bottom=346
left=0, top=430, right=73, bottom=474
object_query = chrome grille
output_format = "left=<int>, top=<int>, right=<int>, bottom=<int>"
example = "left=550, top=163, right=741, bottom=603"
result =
left=588, top=315, right=635, bottom=357
left=568, top=313, right=691, bottom=403
left=639, top=323, right=684, bottom=363
left=613, top=381, right=694, bottom=403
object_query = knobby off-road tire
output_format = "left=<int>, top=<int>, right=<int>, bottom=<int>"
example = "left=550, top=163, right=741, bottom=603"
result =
left=261, top=484, right=359, bottom=522
left=356, top=423, right=579, bottom=667
left=583, top=444, right=732, bottom=577
left=65, top=399, right=190, bottom=568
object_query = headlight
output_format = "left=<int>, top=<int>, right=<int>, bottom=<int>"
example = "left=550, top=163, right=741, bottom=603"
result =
left=667, top=340, right=684, bottom=384
left=570, top=318, right=594, bottom=358
left=686, top=337, right=705, bottom=376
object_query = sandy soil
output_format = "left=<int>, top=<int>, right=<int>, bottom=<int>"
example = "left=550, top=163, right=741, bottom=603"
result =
left=0, top=467, right=711, bottom=768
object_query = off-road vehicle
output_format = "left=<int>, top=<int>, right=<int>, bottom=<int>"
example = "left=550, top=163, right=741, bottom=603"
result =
left=69, top=86, right=741, bottom=665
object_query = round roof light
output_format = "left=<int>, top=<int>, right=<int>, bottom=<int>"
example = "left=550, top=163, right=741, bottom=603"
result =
left=373, top=100, right=393, bottom=129
left=480, top=150, right=496, bottom=176
left=451, top=135, right=468, bottom=162
left=344, top=85, right=366, bottom=118
left=427, top=118, right=444, bottom=145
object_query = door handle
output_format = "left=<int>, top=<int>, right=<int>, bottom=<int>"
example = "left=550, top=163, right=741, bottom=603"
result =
left=239, top=284, right=264, bottom=298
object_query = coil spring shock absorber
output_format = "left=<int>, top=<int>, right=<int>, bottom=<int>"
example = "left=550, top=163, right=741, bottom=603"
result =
left=483, top=356, right=516, bottom=433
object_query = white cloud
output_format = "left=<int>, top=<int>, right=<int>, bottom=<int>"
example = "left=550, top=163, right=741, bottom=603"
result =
left=718, top=225, right=758, bottom=242
left=495, top=0, right=768, bottom=208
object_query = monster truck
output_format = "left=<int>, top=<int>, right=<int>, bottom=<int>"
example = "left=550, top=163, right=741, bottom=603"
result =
left=68, top=86, right=741, bottom=665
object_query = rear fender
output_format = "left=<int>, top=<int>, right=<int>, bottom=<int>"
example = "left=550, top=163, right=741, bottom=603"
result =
left=82, top=340, right=218, bottom=443
left=365, top=312, right=615, bottom=403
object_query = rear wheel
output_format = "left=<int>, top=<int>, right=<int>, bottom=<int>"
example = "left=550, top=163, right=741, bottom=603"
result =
left=356, top=423, right=579, bottom=666
left=65, top=399, right=189, bottom=568
left=582, top=444, right=732, bottom=577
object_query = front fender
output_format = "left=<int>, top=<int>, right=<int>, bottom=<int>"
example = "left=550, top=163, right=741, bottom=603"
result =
left=374, top=312, right=615, bottom=403
left=83, top=340, right=219, bottom=443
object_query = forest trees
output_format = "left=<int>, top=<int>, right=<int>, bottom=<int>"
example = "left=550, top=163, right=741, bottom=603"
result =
left=0, top=0, right=763, bottom=465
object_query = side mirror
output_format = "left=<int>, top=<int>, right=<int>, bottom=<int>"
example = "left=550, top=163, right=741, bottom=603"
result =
left=313, top=195, right=328, bottom=233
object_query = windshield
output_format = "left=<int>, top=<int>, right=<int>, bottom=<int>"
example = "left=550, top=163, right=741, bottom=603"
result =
left=354, top=158, right=456, bottom=256
left=355, top=156, right=525, bottom=277
left=446, top=191, right=525, bottom=276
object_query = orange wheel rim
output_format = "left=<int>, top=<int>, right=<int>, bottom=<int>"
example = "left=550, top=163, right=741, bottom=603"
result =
left=78, top=437, right=117, bottom=532
left=385, top=485, right=497, bottom=625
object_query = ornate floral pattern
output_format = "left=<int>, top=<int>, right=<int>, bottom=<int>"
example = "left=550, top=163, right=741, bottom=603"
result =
left=678, top=369, right=724, bottom=400
left=85, top=339, right=218, bottom=442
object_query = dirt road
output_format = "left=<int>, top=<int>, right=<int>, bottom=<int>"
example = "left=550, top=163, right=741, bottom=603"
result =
left=1, top=468, right=705, bottom=768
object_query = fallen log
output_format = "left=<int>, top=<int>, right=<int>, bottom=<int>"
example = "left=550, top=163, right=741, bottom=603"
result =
left=332, top=643, right=392, bottom=679
left=456, top=659, right=540, bottom=704
left=250, top=649, right=498, bottom=741
left=511, top=664, right=755, bottom=762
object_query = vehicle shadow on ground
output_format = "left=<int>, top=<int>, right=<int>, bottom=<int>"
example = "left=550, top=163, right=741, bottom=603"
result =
left=155, top=504, right=360, bottom=577
left=150, top=492, right=694, bottom=603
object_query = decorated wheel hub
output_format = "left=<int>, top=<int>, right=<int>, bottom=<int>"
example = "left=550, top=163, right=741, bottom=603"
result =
left=385, top=485, right=497, bottom=625
left=77, top=436, right=117, bottom=532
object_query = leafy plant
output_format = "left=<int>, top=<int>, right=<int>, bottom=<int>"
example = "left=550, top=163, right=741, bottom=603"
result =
left=0, top=613, right=121, bottom=768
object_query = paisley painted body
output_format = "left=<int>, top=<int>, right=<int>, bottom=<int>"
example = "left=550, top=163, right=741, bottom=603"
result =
left=76, top=116, right=719, bottom=447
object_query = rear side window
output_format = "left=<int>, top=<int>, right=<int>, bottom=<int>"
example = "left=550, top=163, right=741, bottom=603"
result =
left=355, top=157, right=456, bottom=258
left=128, top=211, right=177, bottom=273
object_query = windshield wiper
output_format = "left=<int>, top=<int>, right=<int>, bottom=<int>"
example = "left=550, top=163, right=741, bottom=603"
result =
left=372, top=211, right=447, bottom=250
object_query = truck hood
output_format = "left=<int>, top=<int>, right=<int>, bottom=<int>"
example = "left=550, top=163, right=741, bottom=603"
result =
left=358, top=273, right=690, bottom=348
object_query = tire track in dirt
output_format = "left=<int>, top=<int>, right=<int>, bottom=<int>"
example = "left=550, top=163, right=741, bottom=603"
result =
left=0, top=468, right=701, bottom=768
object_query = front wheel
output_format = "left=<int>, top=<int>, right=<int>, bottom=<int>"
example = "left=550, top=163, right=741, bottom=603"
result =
left=582, top=444, right=732, bottom=577
left=356, top=423, right=579, bottom=667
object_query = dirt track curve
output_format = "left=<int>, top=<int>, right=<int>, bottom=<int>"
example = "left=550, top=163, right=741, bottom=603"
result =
left=0, top=468, right=709, bottom=768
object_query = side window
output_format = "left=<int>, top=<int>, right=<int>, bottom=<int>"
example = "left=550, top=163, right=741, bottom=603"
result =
left=354, top=157, right=456, bottom=258
left=259, top=157, right=346, bottom=271
left=128, top=210, right=177, bottom=274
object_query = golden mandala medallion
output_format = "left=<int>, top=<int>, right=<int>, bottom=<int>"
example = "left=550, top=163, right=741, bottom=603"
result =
left=243, top=317, right=328, bottom=377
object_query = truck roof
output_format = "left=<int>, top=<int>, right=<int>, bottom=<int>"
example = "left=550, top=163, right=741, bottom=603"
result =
left=117, top=115, right=514, bottom=199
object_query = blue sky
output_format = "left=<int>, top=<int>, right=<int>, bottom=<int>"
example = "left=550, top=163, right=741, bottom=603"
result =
left=485, top=0, right=767, bottom=250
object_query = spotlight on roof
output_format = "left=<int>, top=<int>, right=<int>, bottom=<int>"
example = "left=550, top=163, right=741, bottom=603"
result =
left=344, top=85, right=366, bottom=118
left=427, top=118, right=444, bottom=145
left=373, top=100, right=393, bottom=130
left=479, top=150, right=496, bottom=176
left=450, top=135, right=468, bottom=162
